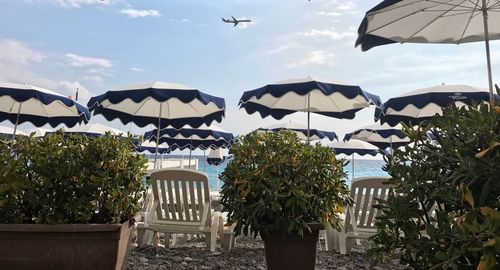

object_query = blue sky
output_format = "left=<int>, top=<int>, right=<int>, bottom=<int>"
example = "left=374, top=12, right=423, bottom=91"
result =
left=1, top=0, right=499, bottom=154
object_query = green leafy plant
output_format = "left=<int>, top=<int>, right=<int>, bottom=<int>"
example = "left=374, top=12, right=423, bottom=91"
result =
left=368, top=103, right=500, bottom=270
left=220, top=130, right=352, bottom=237
left=0, top=131, right=147, bottom=224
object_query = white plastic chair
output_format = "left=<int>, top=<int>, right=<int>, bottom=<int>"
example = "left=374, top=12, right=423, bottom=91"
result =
left=136, top=168, right=219, bottom=251
left=326, top=176, right=392, bottom=254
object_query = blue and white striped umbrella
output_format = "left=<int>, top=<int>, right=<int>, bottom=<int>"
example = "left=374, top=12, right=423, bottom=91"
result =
left=88, top=81, right=226, bottom=168
left=0, top=83, right=90, bottom=138
left=343, top=123, right=409, bottom=150
left=136, top=141, right=175, bottom=154
left=375, top=84, right=497, bottom=126
left=356, top=0, right=500, bottom=104
left=145, top=124, right=233, bottom=143
left=47, top=123, right=125, bottom=138
left=331, top=139, right=383, bottom=181
left=257, top=122, right=338, bottom=141
left=207, top=148, right=225, bottom=166
left=88, top=82, right=225, bottom=129
left=239, top=77, right=381, bottom=141
left=144, top=124, right=234, bottom=150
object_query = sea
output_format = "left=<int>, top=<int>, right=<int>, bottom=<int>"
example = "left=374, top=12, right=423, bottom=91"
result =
left=152, top=155, right=389, bottom=191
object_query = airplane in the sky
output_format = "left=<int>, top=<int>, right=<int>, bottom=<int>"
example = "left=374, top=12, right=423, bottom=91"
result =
left=221, top=16, right=252, bottom=27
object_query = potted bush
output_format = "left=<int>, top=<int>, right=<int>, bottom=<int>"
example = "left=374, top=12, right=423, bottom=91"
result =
left=368, top=102, right=500, bottom=269
left=220, top=130, right=352, bottom=270
left=0, top=131, right=147, bottom=270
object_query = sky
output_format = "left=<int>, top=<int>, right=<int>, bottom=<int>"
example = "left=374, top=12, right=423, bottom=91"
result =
left=1, top=0, right=499, bottom=155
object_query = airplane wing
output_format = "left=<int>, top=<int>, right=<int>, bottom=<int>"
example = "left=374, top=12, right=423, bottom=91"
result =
left=231, top=16, right=237, bottom=21
left=234, top=21, right=238, bottom=27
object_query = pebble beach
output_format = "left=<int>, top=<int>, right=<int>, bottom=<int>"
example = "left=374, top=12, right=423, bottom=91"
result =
left=126, top=235, right=409, bottom=270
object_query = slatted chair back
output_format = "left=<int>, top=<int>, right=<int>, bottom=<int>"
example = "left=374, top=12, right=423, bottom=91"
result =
left=149, top=168, right=211, bottom=225
left=345, top=177, right=392, bottom=230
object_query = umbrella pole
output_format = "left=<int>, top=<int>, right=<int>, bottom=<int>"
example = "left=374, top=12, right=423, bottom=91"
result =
left=307, top=93, right=311, bottom=144
left=216, top=166, right=219, bottom=192
left=153, top=104, right=163, bottom=170
left=11, top=103, right=22, bottom=142
left=188, top=137, right=193, bottom=168
left=203, top=149, right=206, bottom=172
left=390, top=136, right=393, bottom=155
left=351, top=155, right=355, bottom=182
left=481, top=1, right=495, bottom=106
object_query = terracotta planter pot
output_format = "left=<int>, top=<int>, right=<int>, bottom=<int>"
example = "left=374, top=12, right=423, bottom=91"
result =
left=261, top=223, right=324, bottom=270
left=0, top=220, right=134, bottom=270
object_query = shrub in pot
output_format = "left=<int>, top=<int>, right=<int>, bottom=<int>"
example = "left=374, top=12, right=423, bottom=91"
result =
left=0, top=131, right=147, bottom=270
left=220, top=130, right=352, bottom=270
left=368, top=102, right=499, bottom=270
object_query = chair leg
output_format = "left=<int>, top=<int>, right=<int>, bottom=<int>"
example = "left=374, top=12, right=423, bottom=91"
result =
left=325, top=224, right=341, bottom=252
left=338, top=232, right=347, bottom=255
left=207, top=212, right=219, bottom=252
left=137, top=228, right=155, bottom=247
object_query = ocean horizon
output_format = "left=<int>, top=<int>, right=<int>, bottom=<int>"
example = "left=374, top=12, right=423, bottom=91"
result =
left=149, top=154, right=389, bottom=191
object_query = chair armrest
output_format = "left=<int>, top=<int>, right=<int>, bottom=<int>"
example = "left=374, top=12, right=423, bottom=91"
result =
left=200, top=202, right=209, bottom=227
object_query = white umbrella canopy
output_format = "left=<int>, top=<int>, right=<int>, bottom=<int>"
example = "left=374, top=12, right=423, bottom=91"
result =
left=88, top=81, right=226, bottom=169
left=239, top=77, right=381, bottom=142
left=356, top=0, right=500, bottom=103
left=344, top=123, right=410, bottom=150
left=375, top=84, right=495, bottom=126
left=0, top=82, right=90, bottom=139
left=257, top=122, right=338, bottom=141
left=207, top=148, right=224, bottom=164
left=88, top=81, right=225, bottom=128
left=240, top=78, right=381, bottom=117
left=61, top=123, right=125, bottom=137
left=331, top=139, right=383, bottom=181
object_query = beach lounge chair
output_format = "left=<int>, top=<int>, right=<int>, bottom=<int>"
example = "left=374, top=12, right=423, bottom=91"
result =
left=136, top=168, right=220, bottom=251
left=326, top=176, right=392, bottom=254
left=218, top=212, right=237, bottom=252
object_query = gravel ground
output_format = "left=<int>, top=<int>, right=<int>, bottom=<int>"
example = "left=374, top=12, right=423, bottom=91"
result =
left=126, top=234, right=409, bottom=270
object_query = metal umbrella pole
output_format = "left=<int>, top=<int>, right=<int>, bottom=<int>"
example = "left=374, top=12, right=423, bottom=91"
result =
left=11, top=103, right=22, bottom=142
left=188, top=137, right=194, bottom=168
left=351, top=155, right=355, bottom=182
left=216, top=166, right=220, bottom=191
left=306, top=93, right=311, bottom=144
left=153, top=104, right=163, bottom=170
left=203, top=149, right=206, bottom=172
left=481, top=0, right=495, bottom=106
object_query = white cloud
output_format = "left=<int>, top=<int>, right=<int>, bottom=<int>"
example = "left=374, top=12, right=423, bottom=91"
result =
left=316, top=11, right=342, bottom=17
left=131, top=67, right=143, bottom=72
left=65, top=53, right=113, bottom=68
left=316, top=0, right=359, bottom=16
left=120, top=9, right=161, bottom=18
left=170, top=18, right=191, bottom=23
left=0, top=39, right=96, bottom=103
left=303, top=28, right=356, bottom=40
left=337, top=1, right=357, bottom=11
left=0, top=39, right=45, bottom=64
left=46, top=0, right=121, bottom=9
left=82, top=75, right=104, bottom=83
left=266, top=43, right=302, bottom=55
left=286, top=50, right=335, bottom=68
